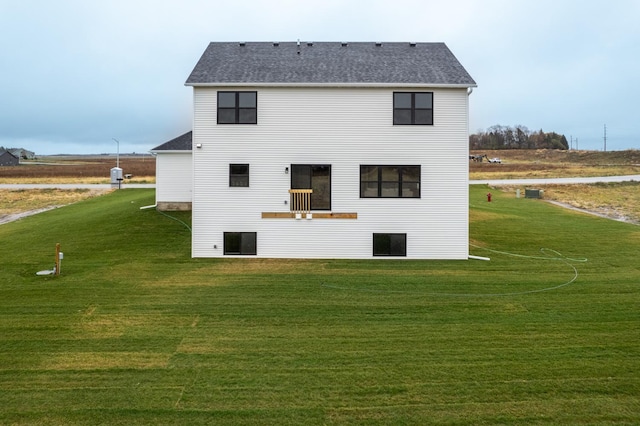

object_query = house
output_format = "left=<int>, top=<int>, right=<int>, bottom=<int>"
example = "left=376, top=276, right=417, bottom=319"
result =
left=10, top=148, right=35, bottom=160
left=185, top=41, right=476, bottom=259
left=150, top=131, right=193, bottom=211
left=0, top=150, right=19, bottom=167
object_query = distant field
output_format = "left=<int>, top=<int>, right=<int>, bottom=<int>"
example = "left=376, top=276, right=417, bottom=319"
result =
left=1, top=149, right=639, bottom=224
left=469, top=149, right=640, bottom=224
left=3, top=150, right=638, bottom=183
left=0, top=155, right=155, bottom=184
left=0, top=155, right=152, bottom=220
left=470, top=149, right=640, bottom=179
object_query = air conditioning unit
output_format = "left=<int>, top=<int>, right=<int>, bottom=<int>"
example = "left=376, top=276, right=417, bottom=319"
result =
left=525, top=189, right=544, bottom=199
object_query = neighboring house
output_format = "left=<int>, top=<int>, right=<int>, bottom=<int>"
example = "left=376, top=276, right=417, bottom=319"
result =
left=150, top=131, right=193, bottom=211
left=0, top=150, right=19, bottom=167
left=185, top=41, right=476, bottom=259
left=10, top=149, right=35, bottom=160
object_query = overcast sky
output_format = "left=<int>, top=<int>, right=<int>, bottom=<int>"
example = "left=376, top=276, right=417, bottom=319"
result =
left=1, top=0, right=638, bottom=155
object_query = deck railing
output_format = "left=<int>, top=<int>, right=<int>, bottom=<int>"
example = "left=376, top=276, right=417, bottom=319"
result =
left=288, top=189, right=313, bottom=215
left=262, top=190, right=356, bottom=219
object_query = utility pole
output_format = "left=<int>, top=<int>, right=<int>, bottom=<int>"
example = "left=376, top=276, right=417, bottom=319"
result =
left=112, top=138, right=120, bottom=168
left=570, top=135, right=573, bottom=150
left=603, top=124, right=607, bottom=152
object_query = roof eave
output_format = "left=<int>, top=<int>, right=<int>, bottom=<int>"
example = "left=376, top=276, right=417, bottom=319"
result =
left=150, top=149, right=192, bottom=154
left=185, top=82, right=477, bottom=89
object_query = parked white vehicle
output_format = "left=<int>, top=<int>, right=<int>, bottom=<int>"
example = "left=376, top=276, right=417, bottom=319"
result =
left=488, top=157, right=502, bottom=163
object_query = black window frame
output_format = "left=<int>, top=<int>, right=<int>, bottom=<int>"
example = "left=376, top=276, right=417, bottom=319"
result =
left=223, top=232, right=257, bottom=255
left=393, top=92, right=433, bottom=125
left=291, top=164, right=332, bottom=211
left=229, top=164, right=249, bottom=187
left=360, top=165, right=421, bottom=198
left=373, top=233, right=407, bottom=256
left=217, top=91, right=257, bottom=124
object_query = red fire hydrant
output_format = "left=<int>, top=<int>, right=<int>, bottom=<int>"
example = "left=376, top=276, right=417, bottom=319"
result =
left=487, top=192, right=492, bottom=202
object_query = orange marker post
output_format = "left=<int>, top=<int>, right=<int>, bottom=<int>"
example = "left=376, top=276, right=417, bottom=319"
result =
left=55, top=243, right=61, bottom=276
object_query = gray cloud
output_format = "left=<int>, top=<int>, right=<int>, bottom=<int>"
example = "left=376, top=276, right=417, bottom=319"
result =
left=1, top=0, right=638, bottom=154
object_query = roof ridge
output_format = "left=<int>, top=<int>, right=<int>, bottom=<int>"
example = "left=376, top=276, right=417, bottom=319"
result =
left=186, top=41, right=476, bottom=87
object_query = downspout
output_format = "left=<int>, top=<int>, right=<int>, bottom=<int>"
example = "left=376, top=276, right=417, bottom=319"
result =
left=140, top=150, right=159, bottom=210
left=468, top=255, right=490, bottom=261
left=467, top=86, right=477, bottom=260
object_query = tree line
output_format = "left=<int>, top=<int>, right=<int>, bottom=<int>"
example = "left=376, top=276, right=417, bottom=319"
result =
left=469, top=125, right=569, bottom=150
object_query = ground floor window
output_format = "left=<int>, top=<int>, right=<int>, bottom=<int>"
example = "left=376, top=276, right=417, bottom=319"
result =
left=360, top=165, right=420, bottom=198
left=229, top=164, right=249, bottom=187
left=373, top=233, right=407, bottom=256
left=224, top=232, right=257, bottom=255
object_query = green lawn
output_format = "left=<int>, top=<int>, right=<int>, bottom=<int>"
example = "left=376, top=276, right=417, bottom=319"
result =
left=0, top=187, right=638, bottom=425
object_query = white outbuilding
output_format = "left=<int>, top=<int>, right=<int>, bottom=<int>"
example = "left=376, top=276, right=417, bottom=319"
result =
left=150, top=131, right=192, bottom=211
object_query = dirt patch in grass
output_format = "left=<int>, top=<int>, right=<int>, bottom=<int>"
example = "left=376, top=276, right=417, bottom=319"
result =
left=0, top=188, right=110, bottom=224
left=213, top=258, right=325, bottom=274
left=44, top=352, right=170, bottom=370
left=542, top=182, right=640, bottom=224
left=495, top=181, right=640, bottom=224
left=469, top=209, right=519, bottom=223
left=177, top=338, right=236, bottom=354
left=149, top=271, right=231, bottom=288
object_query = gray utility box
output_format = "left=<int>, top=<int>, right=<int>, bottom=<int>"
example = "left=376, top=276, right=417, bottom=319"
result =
left=110, top=167, right=123, bottom=188
left=525, top=189, right=544, bottom=199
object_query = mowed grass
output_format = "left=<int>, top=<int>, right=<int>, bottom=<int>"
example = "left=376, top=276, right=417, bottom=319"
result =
left=0, top=188, right=639, bottom=424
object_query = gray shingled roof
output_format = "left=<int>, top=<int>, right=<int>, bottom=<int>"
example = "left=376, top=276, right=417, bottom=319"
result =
left=186, top=42, right=476, bottom=86
left=151, top=131, right=192, bottom=151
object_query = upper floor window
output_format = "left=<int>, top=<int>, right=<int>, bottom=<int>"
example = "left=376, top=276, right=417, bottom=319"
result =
left=229, top=164, right=249, bottom=187
left=360, top=165, right=421, bottom=198
left=218, top=91, right=257, bottom=124
left=393, top=92, right=433, bottom=125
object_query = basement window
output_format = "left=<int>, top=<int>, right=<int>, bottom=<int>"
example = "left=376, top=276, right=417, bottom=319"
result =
left=224, top=232, right=257, bottom=255
left=373, top=233, right=407, bottom=256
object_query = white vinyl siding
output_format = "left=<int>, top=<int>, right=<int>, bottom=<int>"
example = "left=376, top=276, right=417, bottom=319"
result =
left=155, top=152, right=192, bottom=204
left=192, top=86, right=469, bottom=259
